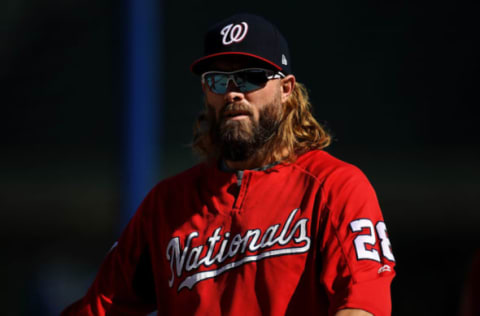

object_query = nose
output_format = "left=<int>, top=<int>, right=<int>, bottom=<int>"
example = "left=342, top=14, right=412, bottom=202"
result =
left=224, top=79, right=244, bottom=103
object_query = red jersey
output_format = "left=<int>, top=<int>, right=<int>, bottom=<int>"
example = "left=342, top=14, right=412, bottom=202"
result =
left=63, top=150, right=395, bottom=316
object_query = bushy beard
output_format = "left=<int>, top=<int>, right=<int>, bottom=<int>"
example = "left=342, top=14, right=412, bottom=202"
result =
left=210, top=96, right=282, bottom=162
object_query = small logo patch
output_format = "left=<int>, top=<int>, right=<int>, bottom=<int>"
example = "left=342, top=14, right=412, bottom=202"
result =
left=378, top=264, right=391, bottom=274
left=282, top=54, right=288, bottom=65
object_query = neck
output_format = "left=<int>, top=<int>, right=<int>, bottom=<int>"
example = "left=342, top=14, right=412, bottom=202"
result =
left=224, top=157, right=262, bottom=170
left=224, top=147, right=290, bottom=170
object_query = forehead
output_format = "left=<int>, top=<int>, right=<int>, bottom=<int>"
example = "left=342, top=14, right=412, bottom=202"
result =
left=205, top=55, right=275, bottom=72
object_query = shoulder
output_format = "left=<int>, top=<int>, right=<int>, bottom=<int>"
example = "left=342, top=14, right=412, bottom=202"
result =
left=137, top=162, right=212, bottom=215
left=126, top=161, right=219, bottom=227
left=152, top=162, right=210, bottom=193
left=293, top=150, right=368, bottom=186
left=294, top=151, right=380, bottom=216
left=292, top=150, right=377, bottom=203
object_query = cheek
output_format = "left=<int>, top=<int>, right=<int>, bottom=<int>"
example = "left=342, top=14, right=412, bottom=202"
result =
left=251, top=110, right=261, bottom=123
left=248, top=87, right=282, bottom=119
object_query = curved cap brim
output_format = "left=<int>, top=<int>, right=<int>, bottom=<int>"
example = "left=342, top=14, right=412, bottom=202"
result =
left=190, top=52, right=283, bottom=75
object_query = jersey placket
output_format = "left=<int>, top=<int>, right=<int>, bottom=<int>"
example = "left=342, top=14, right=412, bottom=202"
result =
left=232, top=170, right=252, bottom=212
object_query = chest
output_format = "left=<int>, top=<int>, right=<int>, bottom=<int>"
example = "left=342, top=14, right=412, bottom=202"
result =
left=159, top=171, right=323, bottom=292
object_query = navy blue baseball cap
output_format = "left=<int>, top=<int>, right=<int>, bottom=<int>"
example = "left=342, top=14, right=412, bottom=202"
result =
left=191, top=13, right=291, bottom=75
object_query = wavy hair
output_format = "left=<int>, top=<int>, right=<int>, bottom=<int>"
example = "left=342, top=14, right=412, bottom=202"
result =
left=192, top=82, right=331, bottom=164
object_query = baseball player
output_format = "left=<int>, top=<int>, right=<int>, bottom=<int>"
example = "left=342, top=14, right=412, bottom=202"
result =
left=63, top=13, right=395, bottom=316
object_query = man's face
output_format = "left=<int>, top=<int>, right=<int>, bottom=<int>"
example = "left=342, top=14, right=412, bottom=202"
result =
left=202, top=59, right=284, bottom=161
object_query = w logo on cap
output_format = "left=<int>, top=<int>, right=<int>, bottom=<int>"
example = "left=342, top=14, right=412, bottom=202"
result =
left=220, top=22, right=249, bottom=45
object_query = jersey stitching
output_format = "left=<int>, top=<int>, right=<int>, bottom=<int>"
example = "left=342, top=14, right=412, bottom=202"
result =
left=292, top=162, right=357, bottom=283
left=326, top=204, right=357, bottom=284
left=291, top=163, right=324, bottom=185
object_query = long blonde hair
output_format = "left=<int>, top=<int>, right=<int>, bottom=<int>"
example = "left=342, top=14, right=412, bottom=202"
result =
left=192, top=82, right=331, bottom=163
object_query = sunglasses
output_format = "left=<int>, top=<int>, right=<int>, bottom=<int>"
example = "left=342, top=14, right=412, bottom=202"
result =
left=201, top=68, right=285, bottom=94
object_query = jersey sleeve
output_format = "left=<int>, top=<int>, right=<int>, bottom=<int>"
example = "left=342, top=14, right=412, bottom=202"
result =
left=319, top=165, right=395, bottom=316
left=61, top=193, right=157, bottom=316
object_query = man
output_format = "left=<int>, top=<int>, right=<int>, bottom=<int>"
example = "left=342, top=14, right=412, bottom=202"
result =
left=63, top=13, right=395, bottom=316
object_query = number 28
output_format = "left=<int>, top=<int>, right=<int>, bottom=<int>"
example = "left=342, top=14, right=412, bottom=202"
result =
left=350, top=219, right=395, bottom=262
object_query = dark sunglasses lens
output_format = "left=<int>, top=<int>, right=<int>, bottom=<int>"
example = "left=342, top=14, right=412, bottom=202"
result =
left=205, top=69, right=273, bottom=94
left=241, top=70, right=270, bottom=85
left=237, top=70, right=270, bottom=92
left=205, top=74, right=228, bottom=93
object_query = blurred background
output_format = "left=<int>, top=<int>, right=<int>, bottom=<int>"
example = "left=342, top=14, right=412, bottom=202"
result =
left=1, top=0, right=479, bottom=315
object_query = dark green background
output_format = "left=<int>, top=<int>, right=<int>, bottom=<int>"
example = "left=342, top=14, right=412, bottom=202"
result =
left=1, top=0, right=478, bottom=315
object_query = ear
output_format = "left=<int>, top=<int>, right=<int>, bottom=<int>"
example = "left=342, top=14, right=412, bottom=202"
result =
left=280, top=75, right=296, bottom=103
left=201, top=80, right=208, bottom=94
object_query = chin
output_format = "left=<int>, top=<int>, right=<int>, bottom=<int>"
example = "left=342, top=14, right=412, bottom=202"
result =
left=221, top=120, right=255, bottom=142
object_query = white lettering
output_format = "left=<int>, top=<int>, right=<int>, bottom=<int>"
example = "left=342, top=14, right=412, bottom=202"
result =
left=260, top=224, right=280, bottom=247
left=185, top=245, right=203, bottom=271
left=166, top=208, right=310, bottom=291
left=228, top=233, right=243, bottom=257
left=166, top=232, right=198, bottom=287
left=245, top=229, right=262, bottom=252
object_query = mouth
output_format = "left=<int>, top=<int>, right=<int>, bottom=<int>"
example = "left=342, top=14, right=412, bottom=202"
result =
left=223, top=110, right=251, bottom=120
